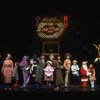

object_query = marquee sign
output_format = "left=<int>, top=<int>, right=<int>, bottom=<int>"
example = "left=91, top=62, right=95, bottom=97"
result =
left=36, top=16, right=67, bottom=39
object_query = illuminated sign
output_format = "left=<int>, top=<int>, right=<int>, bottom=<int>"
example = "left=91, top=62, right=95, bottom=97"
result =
left=36, top=17, right=67, bottom=39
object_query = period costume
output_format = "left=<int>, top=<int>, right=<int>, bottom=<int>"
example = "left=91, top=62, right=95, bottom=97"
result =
left=1, top=54, right=13, bottom=90
left=12, top=62, right=19, bottom=88
left=19, top=56, right=30, bottom=87
left=30, top=59, right=37, bottom=77
left=88, top=65, right=96, bottom=88
left=34, top=57, right=45, bottom=88
left=44, top=61, right=54, bottom=81
left=55, top=60, right=64, bottom=86
left=80, top=62, right=91, bottom=88
left=29, top=58, right=38, bottom=87
left=71, top=60, right=80, bottom=85
left=63, top=55, right=71, bottom=87
left=2, top=59, right=13, bottom=83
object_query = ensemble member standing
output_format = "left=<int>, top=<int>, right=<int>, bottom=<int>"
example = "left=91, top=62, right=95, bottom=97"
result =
left=1, top=53, right=13, bottom=90
left=19, top=56, right=30, bottom=87
left=88, top=64, right=96, bottom=88
left=63, top=53, right=71, bottom=88
left=71, top=60, right=80, bottom=86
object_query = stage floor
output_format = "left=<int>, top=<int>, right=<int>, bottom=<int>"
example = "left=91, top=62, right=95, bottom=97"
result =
left=0, top=84, right=100, bottom=92
left=0, top=84, right=100, bottom=98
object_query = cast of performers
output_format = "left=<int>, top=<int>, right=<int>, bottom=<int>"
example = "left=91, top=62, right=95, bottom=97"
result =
left=71, top=60, right=80, bottom=86
left=88, top=64, right=96, bottom=88
left=63, top=53, right=71, bottom=88
left=19, top=56, right=30, bottom=87
left=44, top=61, right=54, bottom=87
left=1, top=53, right=13, bottom=90
left=0, top=52, right=98, bottom=90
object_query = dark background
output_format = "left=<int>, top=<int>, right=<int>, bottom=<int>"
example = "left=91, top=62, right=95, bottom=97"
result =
left=0, top=1, right=100, bottom=63
left=0, top=1, right=100, bottom=98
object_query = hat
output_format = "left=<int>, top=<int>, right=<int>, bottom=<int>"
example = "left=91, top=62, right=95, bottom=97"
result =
left=66, top=53, right=71, bottom=58
left=82, top=61, right=86, bottom=65
left=73, top=60, right=77, bottom=63
left=23, top=56, right=29, bottom=60
left=6, top=53, right=12, bottom=59
left=46, top=61, right=52, bottom=65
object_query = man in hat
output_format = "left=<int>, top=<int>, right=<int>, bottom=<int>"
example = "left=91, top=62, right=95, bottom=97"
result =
left=63, top=53, right=71, bottom=87
left=71, top=60, right=80, bottom=86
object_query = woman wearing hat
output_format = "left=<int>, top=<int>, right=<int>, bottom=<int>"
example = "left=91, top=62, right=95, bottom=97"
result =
left=1, top=53, right=14, bottom=90
left=19, top=56, right=30, bottom=87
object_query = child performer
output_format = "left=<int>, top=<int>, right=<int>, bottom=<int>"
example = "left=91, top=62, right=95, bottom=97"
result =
left=44, top=61, right=54, bottom=87
left=88, top=64, right=96, bottom=88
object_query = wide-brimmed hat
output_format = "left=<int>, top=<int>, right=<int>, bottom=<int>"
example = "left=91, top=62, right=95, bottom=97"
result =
left=73, top=60, right=77, bottom=63
left=46, top=61, right=52, bottom=65
left=66, top=53, right=71, bottom=58
left=82, top=61, right=87, bottom=65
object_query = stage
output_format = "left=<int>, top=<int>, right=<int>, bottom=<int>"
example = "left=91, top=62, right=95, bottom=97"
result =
left=0, top=84, right=100, bottom=92
left=0, top=84, right=100, bottom=98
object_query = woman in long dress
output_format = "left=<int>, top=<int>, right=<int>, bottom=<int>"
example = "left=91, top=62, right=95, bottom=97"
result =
left=93, top=44, right=100, bottom=57
left=88, top=64, right=96, bottom=88
left=1, top=53, right=13, bottom=90
left=55, top=55, right=64, bottom=90
left=19, top=56, right=30, bottom=87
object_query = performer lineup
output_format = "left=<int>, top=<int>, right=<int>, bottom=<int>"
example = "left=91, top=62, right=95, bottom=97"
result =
left=0, top=44, right=100, bottom=91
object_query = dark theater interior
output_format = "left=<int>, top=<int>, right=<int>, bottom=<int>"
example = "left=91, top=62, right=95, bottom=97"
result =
left=0, top=1, right=100, bottom=98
